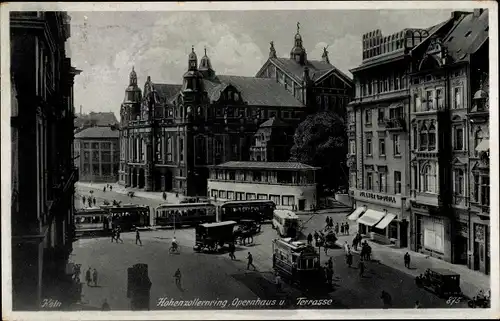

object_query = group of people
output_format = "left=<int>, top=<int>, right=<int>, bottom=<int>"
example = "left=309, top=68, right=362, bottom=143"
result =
left=351, top=232, right=363, bottom=251
left=85, top=267, right=99, bottom=287
left=360, top=240, right=372, bottom=261
left=81, top=195, right=97, bottom=207
left=110, top=226, right=124, bottom=243
left=103, top=184, right=113, bottom=192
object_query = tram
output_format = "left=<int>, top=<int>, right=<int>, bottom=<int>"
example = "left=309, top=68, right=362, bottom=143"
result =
left=103, top=204, right=151, bottom=231
left=219, top=200, right=276, bottom=223
left=74, top=207, right=111, bottom=237
left=154, top=203, right=216, bottom=227
left=272, top=238, right=324, bottom=288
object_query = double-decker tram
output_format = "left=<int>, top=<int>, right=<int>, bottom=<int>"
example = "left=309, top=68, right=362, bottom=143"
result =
left=74, top=207, right=111, bottom=237
left=272, top=238, right=324, bottom=288
left=154, top=203, right=216, bottom=228
left=101, top=204, right=151, bottom=231
left=219, top=200, right=276, bottom=223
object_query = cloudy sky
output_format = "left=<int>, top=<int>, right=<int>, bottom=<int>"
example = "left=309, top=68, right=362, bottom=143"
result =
left=68, top=9, right=454, bottom=117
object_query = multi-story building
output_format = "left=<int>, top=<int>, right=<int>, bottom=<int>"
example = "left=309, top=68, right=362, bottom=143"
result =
left=408, top=9, right=489, bottom=273
left=207, top=161, right=319, bottom=210
left=74, top=126, right=120, bottom=183
left=347, top=26, right=432, bottom=247
left=118, top=24, right=353, bottom=197
left=10, top=11, right=81, bottom=309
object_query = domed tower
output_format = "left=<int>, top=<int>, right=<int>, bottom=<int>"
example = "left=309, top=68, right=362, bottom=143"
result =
left=199, top=47, right=216, bottom=79
left=290, top=22, right=307, bottom=65
left=120, top=66, right=142, bottom=125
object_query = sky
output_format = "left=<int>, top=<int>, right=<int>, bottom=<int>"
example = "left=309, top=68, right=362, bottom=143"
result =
left=68, top=9, right=454, bottom=117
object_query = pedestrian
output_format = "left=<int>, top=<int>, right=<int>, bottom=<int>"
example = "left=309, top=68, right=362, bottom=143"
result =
left=136, top=229, right=142, bottom=246
left=314, top=230, right=319, bottom=243
left=247, top=252, right=256, bottom=270
left=93, top=198, right=96, bottom=206
left=404, top=252, right=410, bottom=269
left=367, top=244, right=372, bottom=261
left=110, top=229, right=116, bottom=243
left=414, top=300, right=421, bottom=309
left=101, top=299, right=110, bottom=311
left=116, top=227, right=123, bottom=243
left=103, top=186, right=106, bottom=192
left=275, top=273, right=282, bottom=292
left=307, top=233, right=313, bottom=245
left=345, top=222, right=350, bottom=235
left=358, top=259, right=365, bottom=277
left=92, top=268, right=98, bottom=286
left=174, top=268, right=182, bottom=286
left=340, top=223, right=344, bottom=235
left=109, top=185, right=112, bottom=191
left=229, top=243, right=236, bottom=260
left=162, top=192, right=167, bottom=201
left=381, top=290, right=392, bottom=309
left=346, top=250, right=353, bottom=267
left=85, top=267, right=92, bottom=286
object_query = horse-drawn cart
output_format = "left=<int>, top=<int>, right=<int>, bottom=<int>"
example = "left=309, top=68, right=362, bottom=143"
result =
left=193, top=221, right=237, bottom=253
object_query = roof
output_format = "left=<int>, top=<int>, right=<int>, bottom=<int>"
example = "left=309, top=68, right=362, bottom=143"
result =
left=443, top=10, right=488, bottom=62
left=272, top=57, right=352, bottom=85
left=75, top=112, right=119, bottom=128
left=259, top=117, right=289, bottom=128
left=212, top=161, right=319, bottom=170
left=200, top=221, right=237, bottom=228
left=74, top=126, right=120, bottom=139
left=208, top=75, right=304, bottom=107
left=152, top=83, right=182, bottom=104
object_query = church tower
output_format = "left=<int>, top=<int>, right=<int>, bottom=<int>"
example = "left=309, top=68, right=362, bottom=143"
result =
left=199, top=47, right=216, bottom=79
left=120, top=66, right=142, bottom=125
left=290, top=22, right=307, bottom=65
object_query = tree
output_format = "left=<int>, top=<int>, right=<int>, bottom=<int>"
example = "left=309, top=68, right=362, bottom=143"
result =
left=290, top=111, right=348, bottom=193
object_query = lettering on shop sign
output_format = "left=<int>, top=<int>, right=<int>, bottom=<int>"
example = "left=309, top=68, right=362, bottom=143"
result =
left=359, top=191, right=397, bottom=204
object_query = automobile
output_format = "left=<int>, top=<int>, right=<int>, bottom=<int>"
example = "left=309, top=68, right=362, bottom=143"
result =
left=415, top=268, right=462, bottom=298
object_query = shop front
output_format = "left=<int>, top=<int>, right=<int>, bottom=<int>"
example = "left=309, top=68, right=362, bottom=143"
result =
left=348, top=190, right=409, bottom=247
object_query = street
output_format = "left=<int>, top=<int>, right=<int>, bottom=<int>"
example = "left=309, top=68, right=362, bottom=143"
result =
left=71, top=185, right=466, bottom=310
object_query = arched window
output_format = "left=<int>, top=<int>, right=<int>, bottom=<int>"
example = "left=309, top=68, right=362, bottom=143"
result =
left=428, top=123, right=436, bottom=150
left=419, top=124, right=428, bottom=150
left=474, top=129, right=483, bottom=157
left=421, top=163, right=436, bottom=193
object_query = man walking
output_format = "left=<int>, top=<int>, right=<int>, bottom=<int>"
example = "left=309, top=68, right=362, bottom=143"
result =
left=110, top=229, right=116, bottom=243
left=404, top=252, right=411, bottom=268
left=345, top=222, right=350, bottom=235
left=162, top=191, right=167, bottom=201
left=229, top=243, right=236, bottom=260
left=85, top=267, right=92, bottom=286
left=358, top=259, right=365, bottom=277
left=116, top=227, right=124, bottom=243
left=174, top=268, right=182, bottom=287
left=92, top=268, right=98, bottom=286
left=247, top=252, right=256, bottom=271
left=136, top=229, right=142, bottom=246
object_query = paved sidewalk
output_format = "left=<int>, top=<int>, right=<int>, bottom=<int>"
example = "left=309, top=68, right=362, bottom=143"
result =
left=76, top=182, right=185, bottom=203
left=334, top=232, right=490, bottom=300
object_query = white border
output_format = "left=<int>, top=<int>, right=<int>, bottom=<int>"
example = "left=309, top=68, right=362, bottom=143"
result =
left=1, top=1, right=498, bottom=320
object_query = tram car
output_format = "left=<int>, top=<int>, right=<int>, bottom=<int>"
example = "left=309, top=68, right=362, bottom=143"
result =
left=219, top=200, right=276, bottom=223
left=272, top=238, right=324, bottom=288
left=74, top=207, right=111, bottom=237
left=154, top=203, right=216, bottom=227
left=103, top=204, right=151, bottom=231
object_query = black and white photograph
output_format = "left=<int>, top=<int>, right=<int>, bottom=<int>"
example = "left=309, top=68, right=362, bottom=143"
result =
left=1, top=1, right=498, bottom=319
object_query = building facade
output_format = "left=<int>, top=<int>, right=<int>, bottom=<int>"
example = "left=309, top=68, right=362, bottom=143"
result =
left=10, top=11, right=81, bottom=309
left=74, top=126, right=120, bottom=183
left=347, top=26, right=431, bottom=247
left=408, top=9, right=489, bottom=273
left=118, top=24, right=353, bottom=197
left=207, top=161, right=318, bottom=211
left=347, top=10, right=490, bottom=274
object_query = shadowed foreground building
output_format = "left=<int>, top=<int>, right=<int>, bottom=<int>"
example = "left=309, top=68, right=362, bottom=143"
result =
left=118, top=24, right=353, bottom=196
left=10, top=11, right=82, bottom=309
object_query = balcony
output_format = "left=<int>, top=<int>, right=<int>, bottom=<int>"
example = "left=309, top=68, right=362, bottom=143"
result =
left=384, top=117, right=406, bottom=131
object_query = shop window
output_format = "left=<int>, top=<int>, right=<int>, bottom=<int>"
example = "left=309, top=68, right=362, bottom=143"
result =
left=282, top=195, right=295, bottom=206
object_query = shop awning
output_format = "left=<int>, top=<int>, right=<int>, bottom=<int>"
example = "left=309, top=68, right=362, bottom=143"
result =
left=357, top=209, right=386, bottom=227
left=347, top=206, right=367, bottom=221
left=475, top=139, right=489, bottom=152
left=374, top=213, right=397, bottom=229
